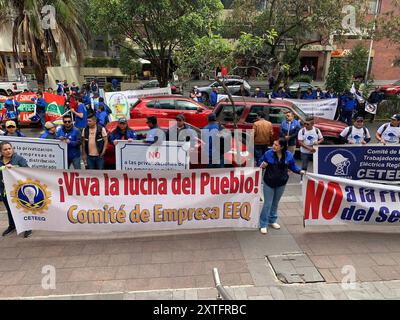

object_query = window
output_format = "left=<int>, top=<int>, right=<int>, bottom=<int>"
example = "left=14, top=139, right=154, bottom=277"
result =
left=176, top=100, right=199, bottom=111
left=368, top=0, right=380, bottom=14
left=268, top=107, right=291, bottom=124
left=158, top=100, right=176, bottom=110
left=146, top=101, right=157, bottom=109
left=217, top=105, right=245, bottom=122
left=246, top=105, right=267, bottom=124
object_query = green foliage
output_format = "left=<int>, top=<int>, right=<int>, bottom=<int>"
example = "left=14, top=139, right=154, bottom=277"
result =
left=347, top=43, right=369, bottom=79
left=292, top=74, right=313, bottom=84
left=174, top=33, right=234, bottom=80
left=326, top=59, right=351, bottom=93
left=118, top=47, right=142, bottom=79
left=88, top=0, right=224, bottom=86
left=103, top=82, right=113, bottom=92
left=84, top=57, right=119, bottom=68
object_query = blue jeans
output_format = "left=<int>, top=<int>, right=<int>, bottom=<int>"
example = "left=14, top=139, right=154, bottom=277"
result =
left=68, top=157, right=81, bottom=170
left=260, top=183, right=286, bottom=228
left=300, top=152, right=313, bottom=171
left=87, top=156, right=104, bottom=170
left=341, top=110, right=353, bottom=126
left=38, top=112, right=46, bottom=129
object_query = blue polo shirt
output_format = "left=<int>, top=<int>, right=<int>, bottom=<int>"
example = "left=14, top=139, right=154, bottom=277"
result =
left=74, top=103, right=87, bottom=129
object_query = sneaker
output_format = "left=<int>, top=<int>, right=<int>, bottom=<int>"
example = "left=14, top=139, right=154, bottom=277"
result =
left=260, top=227, right=268, bottom=235
left=23, top=230, right=32, bottom=238
left=2, top=226, right=16, bottom=237
left=269, top=223, right=281, bottom=230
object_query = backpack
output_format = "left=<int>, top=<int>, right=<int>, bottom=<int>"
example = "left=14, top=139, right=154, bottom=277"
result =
left=344, top=126, right=368, bottom=141
left=301, top=127, right=321, bottom=136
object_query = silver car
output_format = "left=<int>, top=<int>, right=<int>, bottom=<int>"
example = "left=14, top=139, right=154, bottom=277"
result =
left=197, top=78, right=251, bottom=102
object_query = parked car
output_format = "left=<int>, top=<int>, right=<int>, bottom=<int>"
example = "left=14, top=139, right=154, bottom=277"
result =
left=289, top=82, right=317, bottom=96
left=197, top=78, right=251, bottom=103
left=137, top=80, right=180, bottom=94
left=129, top=95, right=213, bottom=128
left=380, top=80, right=400, bottom=98
left=104, top=118, right=251, bottom=169
left=214, top=97, right=347, bottom=145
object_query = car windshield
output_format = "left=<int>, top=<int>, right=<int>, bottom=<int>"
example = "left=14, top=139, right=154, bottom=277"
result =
left=290, top=104, right=308, bottom=120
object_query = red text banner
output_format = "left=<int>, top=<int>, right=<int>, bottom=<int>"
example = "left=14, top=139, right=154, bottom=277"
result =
left=4, top=168, right=261, bottom=234
left=303, top=173, right=400, bottom=226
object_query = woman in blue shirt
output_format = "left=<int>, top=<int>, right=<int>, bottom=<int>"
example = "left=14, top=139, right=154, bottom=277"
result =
left=258, top=138, right=305, bottom=234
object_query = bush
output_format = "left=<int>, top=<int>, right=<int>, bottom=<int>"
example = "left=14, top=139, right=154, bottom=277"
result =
left=103, top=82, right=113, bottom=92
left=84, top=57, right=120, bottom=68
left=292, top=74, right=313, bottom=83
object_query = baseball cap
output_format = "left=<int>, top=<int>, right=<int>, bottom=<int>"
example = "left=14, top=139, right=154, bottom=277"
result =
left=6, top=120, right=16, bottom=128
left=391, top=114, right=400, bottom=121
left=208, top=113, right=217, bottom=122
left=45, top=122, right=55, bottom=130
left=118, top=118, right=127, bottom=124
left=355, top=116, right=364, bottom=121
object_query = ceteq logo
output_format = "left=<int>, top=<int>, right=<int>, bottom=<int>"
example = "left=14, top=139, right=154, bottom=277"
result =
left=11, top=178, right=51, bottom=214
left=331, top=154, right=351, bottom=176
left=323, top=149, right=357, bottom=177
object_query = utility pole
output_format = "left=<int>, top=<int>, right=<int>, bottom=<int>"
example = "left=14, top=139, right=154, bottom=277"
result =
left=365, top=0, right=380, bottom=85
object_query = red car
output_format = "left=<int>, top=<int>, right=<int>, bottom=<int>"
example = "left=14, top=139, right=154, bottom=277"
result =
left=214, top=97, right=347, bottom=144
left=105, top=118, right=251, bottom=169
left=380, top=80, right=400, bottom=97
left=129, top=95, right=213, bottom=128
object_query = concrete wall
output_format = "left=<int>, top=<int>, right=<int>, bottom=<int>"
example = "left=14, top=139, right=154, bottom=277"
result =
left=47, top=66, right=80, bottom=89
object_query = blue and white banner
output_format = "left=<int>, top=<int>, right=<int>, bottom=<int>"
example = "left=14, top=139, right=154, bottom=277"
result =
left=314, top=145, right=400, bottom=184
left=284, top=99, right=338, bottom=120
left=303, top=173, right=400, bottom=226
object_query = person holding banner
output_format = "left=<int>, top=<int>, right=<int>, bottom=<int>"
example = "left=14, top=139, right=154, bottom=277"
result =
left=279, top=112, right=301, bottom=155
left=297, top=117, right=324, bottom=171
left=57, top=114, right=82, bottom=169
left=82, top=113, right=108, bottom=170
left=0, top=142, right=32, bottom=238
left=376, top=114, right=400, bottom=145
left=258, top=138, right=305, bottom=234
left=109, top=118, right=137, bottom=145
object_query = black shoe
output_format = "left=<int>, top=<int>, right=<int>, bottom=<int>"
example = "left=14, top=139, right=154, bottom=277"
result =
left=23, top=230, right=32, bottom=238
left=2, top=226, right=16, bottom=237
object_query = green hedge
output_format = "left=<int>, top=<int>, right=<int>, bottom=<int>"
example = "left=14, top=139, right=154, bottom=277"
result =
left=84, top=57, right=120, bottom=68
left=292, top=74, right=313, bottom=83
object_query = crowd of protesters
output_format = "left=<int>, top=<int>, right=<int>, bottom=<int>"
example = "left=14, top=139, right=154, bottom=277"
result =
left=1, top=78, right=400, bottom=237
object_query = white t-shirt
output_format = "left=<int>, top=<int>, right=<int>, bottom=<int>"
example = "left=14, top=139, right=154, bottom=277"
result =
left=298, top=127, right=323, bottom=154
left=340, top=126, right=371, bottom=144
left=377, top=123, right=400, bottom=144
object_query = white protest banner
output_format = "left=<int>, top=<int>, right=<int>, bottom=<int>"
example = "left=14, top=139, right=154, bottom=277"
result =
left=115, top=141, right=190, bottom=171
left=4, top=167, right=261, bottom=234
left=105, top=88, right=172, bottom=121
left=0, top=136, right=68, bottom=169
left=303, top=173, right=400, bottom=226
left=285, top=99, right=338, bottom=120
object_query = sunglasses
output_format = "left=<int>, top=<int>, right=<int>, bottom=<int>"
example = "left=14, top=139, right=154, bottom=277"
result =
left=7, top=126, right=16, bottom=129
left=63, top=121, right=72, bottom=124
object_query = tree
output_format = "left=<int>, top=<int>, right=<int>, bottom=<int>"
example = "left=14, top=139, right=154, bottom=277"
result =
left=347, top=43, right=369, bottom=79
left=0, top=0, right=89, bottom=89
left=174, top=33, right=234, bottom=81
left=326, top=59, right=351, bottom=93
left=119, top=47, right=142, bottom=81
left=89, top=0, right=224, bottom=87
left=225, top=0, right=368, bottom=88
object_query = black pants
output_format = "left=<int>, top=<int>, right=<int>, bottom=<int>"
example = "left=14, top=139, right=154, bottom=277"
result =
left=3, top=196, right=15, bottom=229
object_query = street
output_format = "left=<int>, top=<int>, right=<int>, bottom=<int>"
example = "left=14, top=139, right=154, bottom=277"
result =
left=1, top=120, right=400, bottom=300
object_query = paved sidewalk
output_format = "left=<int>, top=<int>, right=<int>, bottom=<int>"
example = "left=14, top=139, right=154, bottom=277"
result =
left=1, top=195, right=400, bottom=300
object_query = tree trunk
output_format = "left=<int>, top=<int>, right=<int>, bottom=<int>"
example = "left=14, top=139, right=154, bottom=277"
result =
left=34, top=65, right=46, bottom=92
